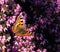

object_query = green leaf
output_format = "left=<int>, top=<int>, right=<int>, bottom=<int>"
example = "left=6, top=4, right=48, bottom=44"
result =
left=0, top=12, right=3, bottom=16
left=5, top=34, right=10, bottom=39
left=2, top=21, right=6, bottom=27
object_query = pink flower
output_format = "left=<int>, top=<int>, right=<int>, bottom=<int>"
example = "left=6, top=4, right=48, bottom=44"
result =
left=2, top=35, right=6, bottom=39
left=28, top=27, right=33, bottom=32
left=0, top=36, right=2, bottom=41
left=7, top=49, right=10, bottom=52
left=1, top=7, right=5, bottom=13
left=15, top=41, right=18, bottom=45
left=6, top=21, right=10, bottom=27
left=22, top=41, right=25, bottom=44
left=3, top=27, right=7, bottom=32
left=1, top=36, right=6, bottom=44
left=19, top=42, right=22, bottom=47
left=26, top=36, right=31, bottom=40
left=0, top=18, right=3, bottom=21
left=30, top=46, right=33, bottom=50
left=11, top=16, right=16, bottom=23
left=16, top=4, right=21, bottom=10
left=56, top=0, right=60, bottom=13
left=43, top=49, right=47, bottom=52
left=18, top=49, right=21, bottom=52
left=2, top=46, right=6, bottom=50
left=32, top=51, right=35, bottom=52
left=14, top=4, right=21, bottom=15
left=5, top=0, right=8, bottom=3
left=23, top=48, right=27, bottom=52
left=30, top=35, right=34, bottom=38
left=57, top=0, right=60, bottom=5
left=7, top=17, right=15, bottom=24
left=7, top=36, right=11, bottom=42
left=0, top=25, right=3, bottom=32
left=26, top=40, right=29, bottom=44
left=2, top=14, right=7, bottom=20
left=0, top=0, right=4, bottom=5
left=37, top=49, right=42, bottom=52
left=14, top=9, right=19, bottom=15
left=21, top=47, right=24, bottom=50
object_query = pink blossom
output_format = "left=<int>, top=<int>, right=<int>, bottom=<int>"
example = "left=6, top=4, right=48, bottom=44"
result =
left=22, top=41, right=25, bottom=44
left=19, top=42, right=22, bottom=47
left=28, top=27, right=33, bottom=32
left=32, top=51, right=35, bottom=52
left=7, top=17, right=15, bottom=24
left=30, top=46, right=33, bottom=50
left=0, top=25, right=3, bottom=32
left=23, top=48, right=27, bottom=52
left=7, top=49, right=10, bottom=52
left=2, top=35, right=6, bottom=39
left=11, top=16, right=16, bottom=23
left=21, top=47, right=24, bottom=50
left=57, top=0, right=60, bottom=5
left=2, top=46, right=6, bottom=50
left=43, top=49, right=47, bottom=52
left=23, top=36, right=26, bottom=39
left=26, top=36, right=33, bottom=40
left=2, top=14, right=7, bottom=20
left=0, top=47, right=1, bottom=50
left=30, top=35, right=34, bottom=38
left=26, top=40, right=29, bottom=44
left=3, top=27, right=7, bottom=32
left=15, top=41, right=18, bottom=45
left=6, top=21, right=10, bottom=27
left=14, top=4, right=21, bottom=15
left=1, top=36, right=6, bottom=44
left=14, top=9, right=17, bottom=12
left=1, top=7, right=5, bottom=13
left=5, top=0, right=8, bottom=3
left=56, top=0, right=60, bottom=13
left=9, top=19, right=13, bottom=24
left=0, top=18, right=3, bottom=21
left=1, top=39, right=5, bottom=44
left=37, top=49, right=42, bottom=52
left=18, top=49, right=21, bottom=52
left=0, top=36, right=2, bottom=41
left=0, top=0, right=4, bottom=5
left=14, top=9, right=19, bottom=15
left=7, top=36, right=11, bottom=42
left=16, top=4, right=21, bottom=10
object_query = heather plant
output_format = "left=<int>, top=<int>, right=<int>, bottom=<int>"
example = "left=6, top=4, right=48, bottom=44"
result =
left=0, top=0, right=60, bottom=52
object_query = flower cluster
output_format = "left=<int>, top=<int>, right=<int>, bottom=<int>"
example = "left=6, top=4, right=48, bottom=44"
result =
left=0, top=0, right=47, bottom=52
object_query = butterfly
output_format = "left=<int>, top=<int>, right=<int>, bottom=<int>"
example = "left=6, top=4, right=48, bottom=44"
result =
left=12, top=14, right=32, bottom=36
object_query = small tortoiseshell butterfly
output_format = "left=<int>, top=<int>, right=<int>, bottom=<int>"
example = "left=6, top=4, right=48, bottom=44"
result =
left=12, top=14, right=32, bottom=36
